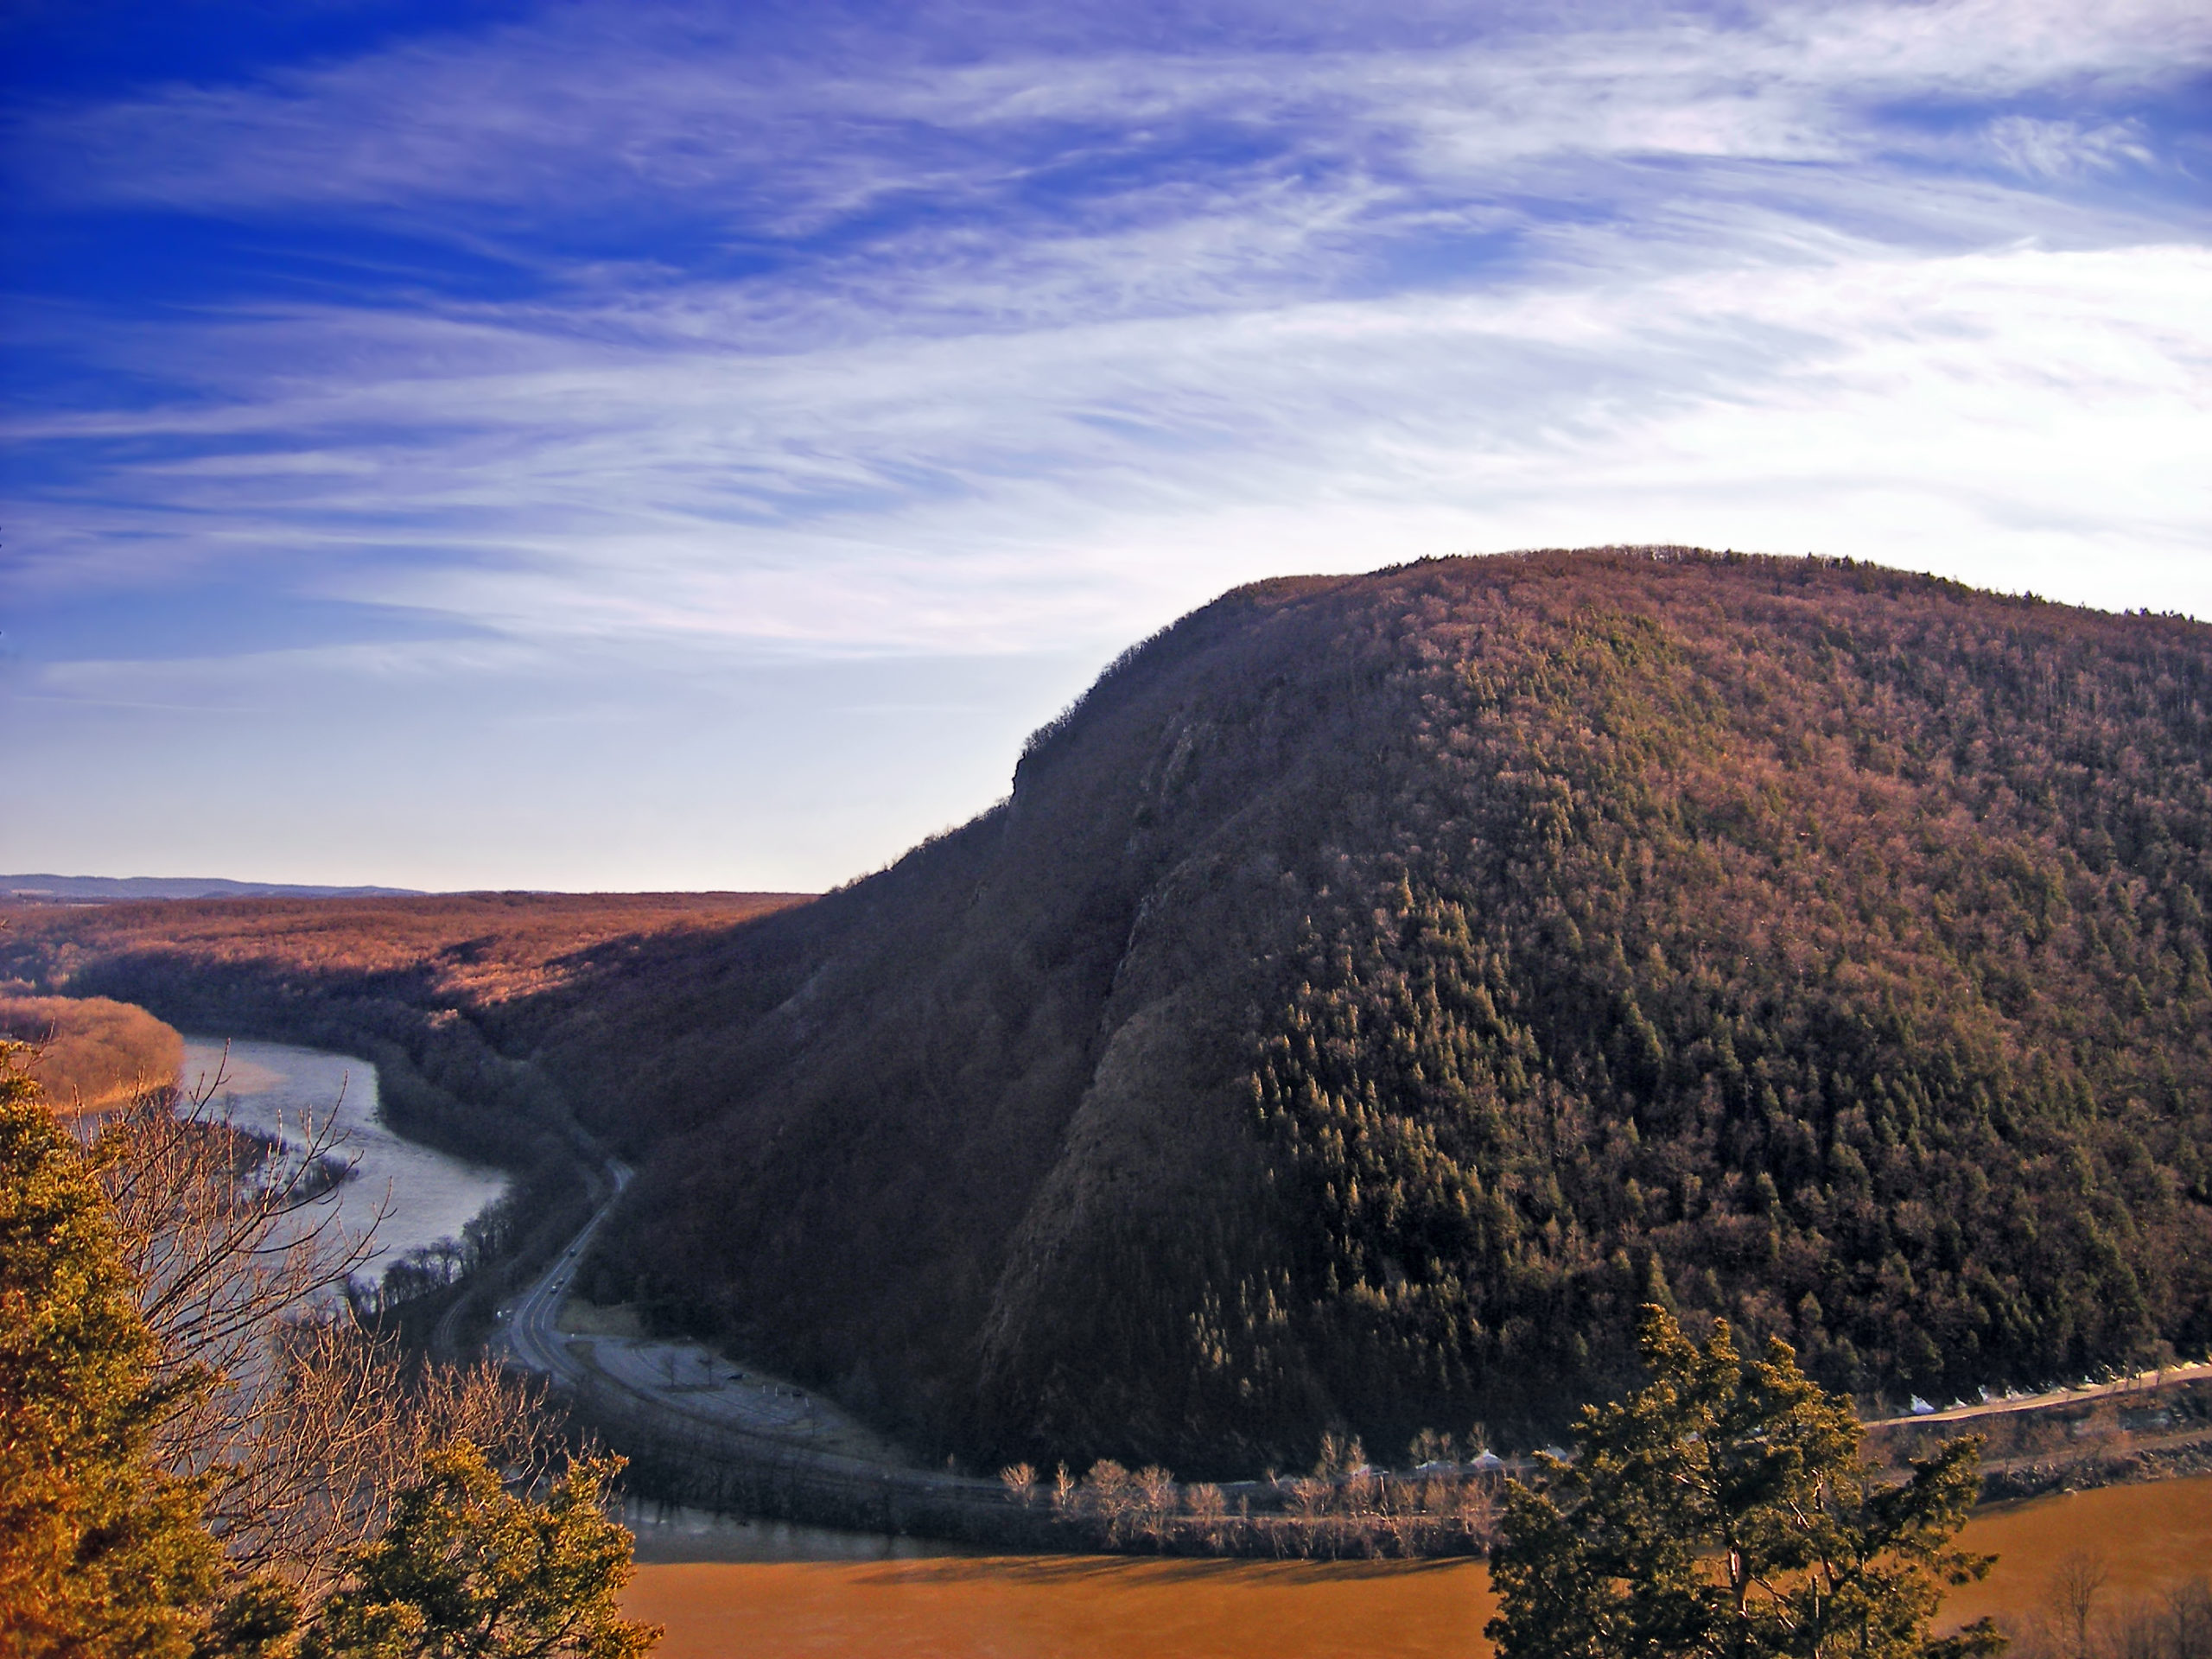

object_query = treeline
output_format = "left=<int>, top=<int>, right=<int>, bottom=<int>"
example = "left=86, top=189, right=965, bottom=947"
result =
left=994, top=1435, right=1503, bottom=1558
left=0, top=893, right=804, bottom=1172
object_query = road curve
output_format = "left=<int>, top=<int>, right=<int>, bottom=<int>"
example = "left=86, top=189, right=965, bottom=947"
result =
left=1863, top=1361, right=2212, bottom=1430
left=489, top=1156, right=2212, bottom=1535
left=497, top=1159, right=632, bottom=1384
left=486, top=1159, right=1052, bottom=1557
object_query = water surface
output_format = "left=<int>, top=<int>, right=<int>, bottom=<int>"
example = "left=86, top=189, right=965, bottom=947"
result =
left=625, top=1503, right=972, bottom=1566
left=179, top=1036, right=508, bottom=1272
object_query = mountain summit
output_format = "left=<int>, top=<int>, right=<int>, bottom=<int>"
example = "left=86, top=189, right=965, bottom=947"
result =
left=556, top=549, right=2212, bottom=1471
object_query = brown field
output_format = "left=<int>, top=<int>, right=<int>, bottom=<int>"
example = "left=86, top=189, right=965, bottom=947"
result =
left=1941, top=1475, right=2212, bottom=1630
left=0, top=993, right=183, bottom=1112
left=627, top=1554, right=1497, bottom=1659
left=622, top=1475, right=2212, bottom=1659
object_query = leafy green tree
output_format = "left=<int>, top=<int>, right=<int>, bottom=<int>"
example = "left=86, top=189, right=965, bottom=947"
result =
left=304, top=1439, right=659, bottom=1659
left=1486, top=1305, right=2005, bottom=1659
left=0, top=1046, right=227, bottom=1657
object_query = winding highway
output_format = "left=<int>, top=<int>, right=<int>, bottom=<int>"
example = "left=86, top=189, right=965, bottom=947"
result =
left=487, top=1159, right=1014, bottom=1523
left=499, top=1159, right=632, bottom=1382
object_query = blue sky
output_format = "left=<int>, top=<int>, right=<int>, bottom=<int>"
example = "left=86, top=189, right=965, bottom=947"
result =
left=5, top=0, right=2209, bottom=892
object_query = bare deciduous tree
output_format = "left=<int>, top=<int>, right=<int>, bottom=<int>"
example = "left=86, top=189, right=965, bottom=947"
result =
left=2170, top=1580, right=2212, bottom=1659
left=1083, top=1459, right=1135, bottom=1544
left=1456, top=1471, right=1497, bottom=1543
left=1184, top=1480, right=1226, bottom=1550
left=2051, top=1551, right=2112, bottom=1659
left=93, top=1065, right=385, bottom=1437
left=212, top=1324, right=555, bottom=1593
left=1135, top=1465, right=1177, bottom=1547
left=87, top=1063, right=557, bottom=1593
left=2006, top=1570, right=2211, bottom=1659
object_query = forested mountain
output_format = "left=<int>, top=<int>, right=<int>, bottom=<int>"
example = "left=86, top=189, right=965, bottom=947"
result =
left=10, top=550, right=2209, bottom=1480
left=524, top=548, right=2212, bottom=1473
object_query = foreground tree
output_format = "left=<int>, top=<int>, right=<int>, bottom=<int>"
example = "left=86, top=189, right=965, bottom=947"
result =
left=1487, top=1306, right=2005, bottom=1659
left=3, top=1042, right=659, bottom=1657
left=304, top=1440, right=659, bottom=1659
left=92, top=1065, right=560, bottom=1594
left=0, top=1047, right=226, bottom=1656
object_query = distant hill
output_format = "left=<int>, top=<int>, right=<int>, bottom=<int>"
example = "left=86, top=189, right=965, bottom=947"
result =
left=520, top=548, right=2212, bottom=1475
left=0, top=891, right=813, bottom=1169
left=1, top=874, right=426, bottom=901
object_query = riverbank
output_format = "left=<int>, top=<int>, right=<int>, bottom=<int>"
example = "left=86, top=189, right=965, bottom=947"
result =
left=180, top=1035, right=508, bottom=1268
left=1869, top=1371, right=2212, bottom=1504
left=621, top=1472, right=2212, bottom=1659
left=563, top=1291, right=2212, bottom=1560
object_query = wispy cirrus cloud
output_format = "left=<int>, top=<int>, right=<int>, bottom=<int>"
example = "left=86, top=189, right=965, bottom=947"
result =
left=11, top=236, right=2207, bottom=652
left=1981, top=116, right=2158, bottom=180
left=3, top=0, right=2208, bottom=884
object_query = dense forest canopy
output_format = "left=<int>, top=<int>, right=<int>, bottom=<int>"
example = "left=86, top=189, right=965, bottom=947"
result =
left=543, top=550, right=2212, bottom=1472
left=9, top=550, right=2209, bottom=1481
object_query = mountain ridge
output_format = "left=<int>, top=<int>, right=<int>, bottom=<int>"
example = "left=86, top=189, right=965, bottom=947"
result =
left=1, top=874, right=427, bottom=901
left=5, top=549, right=2206, bottom=1480
left=540, top=548, right=2212, bottom=1473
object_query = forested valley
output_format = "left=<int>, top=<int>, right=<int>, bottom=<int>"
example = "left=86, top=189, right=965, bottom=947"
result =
left=10, top=549, right=2211, bottom=1483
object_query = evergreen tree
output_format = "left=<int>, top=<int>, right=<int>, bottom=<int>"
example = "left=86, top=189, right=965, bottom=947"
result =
left=304, top=1440, right=659, bottom=1659
left=0, top=1046, right=228, bottom=1657
left=1487, top=1305, right=2005, bottom=1659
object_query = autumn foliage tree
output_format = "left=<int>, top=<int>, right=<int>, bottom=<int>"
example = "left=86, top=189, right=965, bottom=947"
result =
left=1488, top=1305, right=2004, bottom=1659
left=0, top=1046, right=232, bottom=1656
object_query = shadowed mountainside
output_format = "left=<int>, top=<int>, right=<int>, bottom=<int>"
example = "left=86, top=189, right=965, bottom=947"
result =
left=526, top=549, right=2212, bottom=1474
left=8, top=550, right=2210, bottom=1482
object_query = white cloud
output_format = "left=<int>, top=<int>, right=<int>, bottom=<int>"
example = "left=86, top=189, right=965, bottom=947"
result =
left=21, top=1, right=2205, bottom=225
left=1984, top=116, right=2156, bottom=180
left=10, top=235, right=2209, bottom=653
left=7, top=0, right=2209, bottom=651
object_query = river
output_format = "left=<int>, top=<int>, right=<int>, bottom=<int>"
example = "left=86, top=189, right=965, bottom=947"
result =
left=179, top=1035, right=508, bottom=1278
left=622, top=1475, right=2212, bottom=1658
